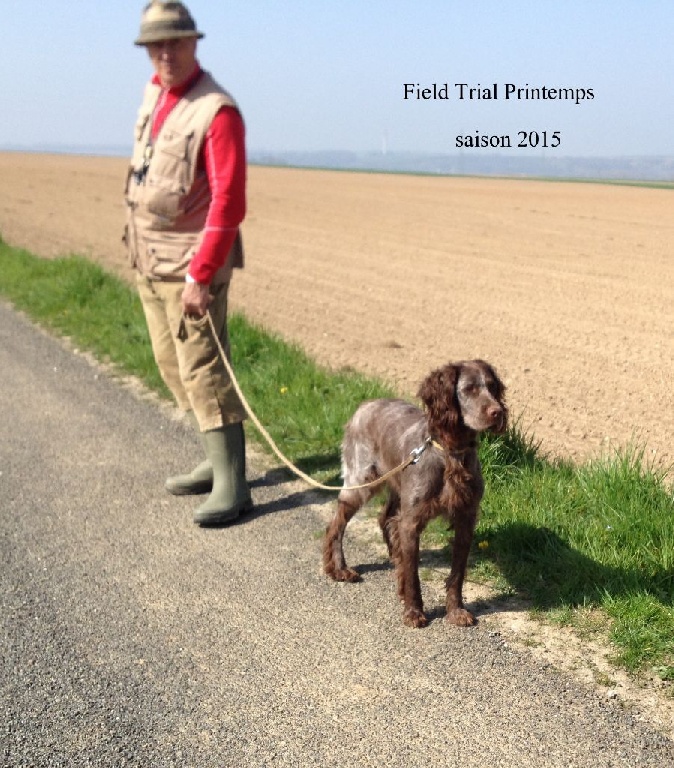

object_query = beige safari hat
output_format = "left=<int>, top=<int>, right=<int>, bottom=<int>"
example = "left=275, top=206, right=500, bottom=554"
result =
left=134, top=1, right=204, bottom=46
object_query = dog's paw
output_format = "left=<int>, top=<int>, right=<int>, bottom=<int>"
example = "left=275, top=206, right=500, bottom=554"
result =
left=403, top=608, right=428, bottom=628
left=326, top=567, right=362, bottom=583
left=445, top=607, right=476, bottom=627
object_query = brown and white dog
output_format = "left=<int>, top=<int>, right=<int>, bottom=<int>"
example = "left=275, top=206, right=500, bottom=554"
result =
left=323, top=360, right=508, bottom=628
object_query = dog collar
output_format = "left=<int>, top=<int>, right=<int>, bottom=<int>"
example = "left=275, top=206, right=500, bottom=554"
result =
left=410, top=438, right=476, bottom=465
left=430, top=438, right=477, bottom=457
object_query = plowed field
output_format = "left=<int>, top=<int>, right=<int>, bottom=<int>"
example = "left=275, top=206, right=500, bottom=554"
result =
left=1, top=152, right=672, bottom=470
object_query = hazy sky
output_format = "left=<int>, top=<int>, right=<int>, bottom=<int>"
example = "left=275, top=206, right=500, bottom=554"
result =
left=3, top=1, right=673, bottom=158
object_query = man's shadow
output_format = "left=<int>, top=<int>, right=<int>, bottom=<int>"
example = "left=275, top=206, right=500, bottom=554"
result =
left=230, top=451, right=342, bottom=523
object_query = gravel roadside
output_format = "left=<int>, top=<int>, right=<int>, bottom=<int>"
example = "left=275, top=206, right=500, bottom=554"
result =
left=1, top=300, right=672, bottom=767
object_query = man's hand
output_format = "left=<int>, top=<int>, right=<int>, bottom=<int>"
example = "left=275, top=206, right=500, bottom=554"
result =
left=181, top=281, right=211, bottom=317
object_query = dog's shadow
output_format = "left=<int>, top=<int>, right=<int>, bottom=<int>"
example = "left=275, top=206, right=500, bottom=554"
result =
left=325, top=521, right=674, bottom=628
left=353, top=561, right=393, bottom=577
left=468, top=522, right=674, bottom=615
left=241, top=454, right=672, bottom=628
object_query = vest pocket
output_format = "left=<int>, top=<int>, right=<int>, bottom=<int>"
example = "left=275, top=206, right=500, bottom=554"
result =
left=159, top=129, right=193, bottom=160
left=144, top=176, right=186, bottom=222
left=152, top=130, right=193, bottom=187
left=143, top=236, right=192, bottom=279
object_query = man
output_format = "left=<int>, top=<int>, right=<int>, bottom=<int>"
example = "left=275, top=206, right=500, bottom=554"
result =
left=124, top=1, right=251, bottom=526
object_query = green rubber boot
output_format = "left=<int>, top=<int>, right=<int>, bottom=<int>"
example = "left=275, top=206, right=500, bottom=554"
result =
left=193, top=422, right=252, bottom=526
left=165, top=412, right=213, bottom=496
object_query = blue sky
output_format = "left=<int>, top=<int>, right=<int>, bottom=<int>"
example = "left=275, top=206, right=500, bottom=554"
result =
left=3, top=1, right=673, bottom=157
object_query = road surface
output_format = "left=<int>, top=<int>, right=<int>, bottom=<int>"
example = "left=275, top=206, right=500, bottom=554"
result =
left=1, top=300, right=672, bottom=767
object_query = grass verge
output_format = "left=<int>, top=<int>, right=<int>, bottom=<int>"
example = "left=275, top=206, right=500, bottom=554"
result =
left=1, top=239, right=672, bottom=684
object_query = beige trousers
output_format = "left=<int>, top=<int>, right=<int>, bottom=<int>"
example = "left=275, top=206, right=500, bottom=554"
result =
left=136, top=274, right=247, bottom=432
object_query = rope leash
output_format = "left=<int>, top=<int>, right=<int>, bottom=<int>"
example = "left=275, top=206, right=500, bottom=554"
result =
left=198, top=310, right=433, bottom=492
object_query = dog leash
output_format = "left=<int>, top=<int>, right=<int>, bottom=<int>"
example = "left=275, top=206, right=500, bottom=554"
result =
left=190, top=311, right=436, bottom=492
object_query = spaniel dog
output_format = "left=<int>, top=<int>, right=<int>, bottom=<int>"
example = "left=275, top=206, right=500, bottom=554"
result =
left=323, top=360, right=508, bottom=628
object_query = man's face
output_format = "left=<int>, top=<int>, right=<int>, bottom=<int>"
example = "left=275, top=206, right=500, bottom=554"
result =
left=146, top=37, right=198, bottom=88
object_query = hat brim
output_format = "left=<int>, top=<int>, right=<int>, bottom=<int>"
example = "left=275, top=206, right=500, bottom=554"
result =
left=135, top=30, right=204, bottom=46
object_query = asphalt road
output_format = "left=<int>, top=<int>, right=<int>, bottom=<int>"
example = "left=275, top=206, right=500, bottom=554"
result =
left=1, top=299, right=673, bottom=768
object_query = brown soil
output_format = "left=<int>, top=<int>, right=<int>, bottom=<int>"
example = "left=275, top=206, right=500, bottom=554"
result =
left=1, top=152, right=672, bottom=471
left=1, top=152, right=673, bottom=733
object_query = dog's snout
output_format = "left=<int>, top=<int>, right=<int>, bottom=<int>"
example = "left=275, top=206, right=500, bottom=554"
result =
left=487, top=404, right=502, bottom=420
left=487, top=404, right=506, bottom=433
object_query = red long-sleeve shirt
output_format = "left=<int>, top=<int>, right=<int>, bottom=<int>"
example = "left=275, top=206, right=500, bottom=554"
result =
left=150, top=65, right=246, bottom=284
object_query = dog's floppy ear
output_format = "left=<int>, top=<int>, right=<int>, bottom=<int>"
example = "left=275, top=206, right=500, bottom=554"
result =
left=417, top=363, right=461, bottom=440
left=417, top=364, right=458, bottom=410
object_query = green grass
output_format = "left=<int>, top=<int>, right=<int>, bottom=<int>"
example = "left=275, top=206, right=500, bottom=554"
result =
left=0, top=242, right=170, bottom=398
left=0, top=239, right=393, bottom=482
left=228, top=313, right=393, bottom=482
left=472, top=443, right=674, bottom=674
left=1, top=237, right=672, bottom=683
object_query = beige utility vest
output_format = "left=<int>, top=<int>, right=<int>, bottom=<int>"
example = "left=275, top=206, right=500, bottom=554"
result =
left=124, top=70, right=244, bottom=284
